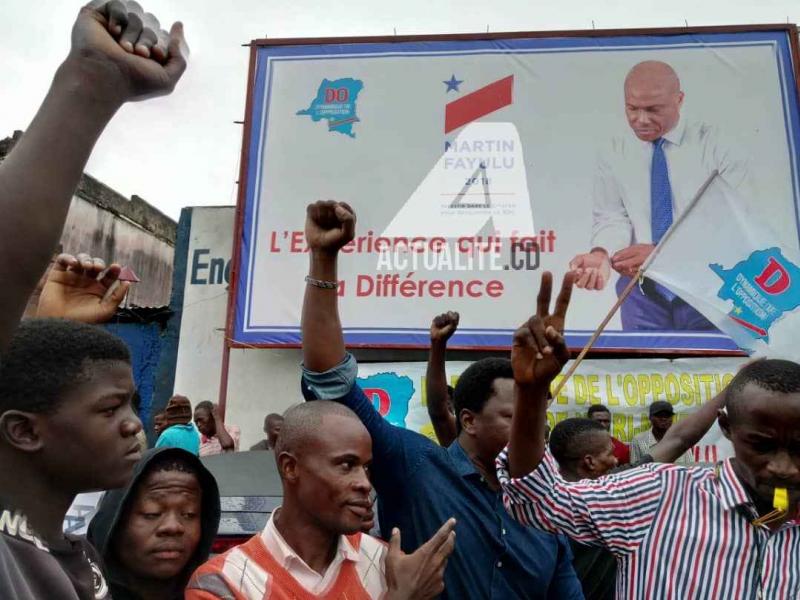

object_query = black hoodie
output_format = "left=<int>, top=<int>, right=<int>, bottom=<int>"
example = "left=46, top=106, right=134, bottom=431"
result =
left=87, top=447, right=221, bottom=600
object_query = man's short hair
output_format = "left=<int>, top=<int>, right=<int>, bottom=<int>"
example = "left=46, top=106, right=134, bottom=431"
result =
left=0, top=319, right=130, bottom=414
left=147, top=449, right=201, bottom=478
left=264, top=412, right=283, bottom=428
left=276, top=401, right=362, bottom=458
left=726, top=359, right=800, bottom=423
left=587, top=404, right=610, bottom=418
left=195, top=400, right=213, bottom=413
left=452, top=358, right=513, bottom=434
left=549, top=418, right=606, bottom=466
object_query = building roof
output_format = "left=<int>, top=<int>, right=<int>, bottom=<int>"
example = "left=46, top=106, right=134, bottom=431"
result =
left=0, top=130, right=176, bottom=245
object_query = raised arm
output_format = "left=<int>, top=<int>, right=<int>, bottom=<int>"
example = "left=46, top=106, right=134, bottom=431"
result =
left=0, top=1, right=187, bottom=352
left=301, top=201, right=355, bottom=371
left=648, top=381, right=728, bottom=463
left=300, top=201, right=430, bottom=491
left=211, top=404, right=236, bottom=452
left=426, top=311, right=459, bottom=447
left=507, top=272, right=572, bottom=479
left=498, top=272, right=667, bottom=556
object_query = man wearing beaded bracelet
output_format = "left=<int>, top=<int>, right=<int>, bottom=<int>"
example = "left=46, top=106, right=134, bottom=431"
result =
left=298, top=200, right=583, bottom=599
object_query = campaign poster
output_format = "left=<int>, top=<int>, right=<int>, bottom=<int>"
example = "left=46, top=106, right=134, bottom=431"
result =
left=230, top=27, right=800, bottom=351
left=357, top=357, right=746, bottom=461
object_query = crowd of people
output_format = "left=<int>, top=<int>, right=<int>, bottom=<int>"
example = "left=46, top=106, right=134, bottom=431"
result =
left=150, top=395, right=246, bottom=458
left=1, top=2, right=799, bottom=600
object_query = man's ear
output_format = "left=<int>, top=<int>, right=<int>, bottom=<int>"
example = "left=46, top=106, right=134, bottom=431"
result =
left=582, top=454, right=597, bottom=474
left=718, top=408, right=732, bottom=441
left=460, top=409, right=477, bottom=436
left=0, top=410, right=45, bottom=453
left=277, top=451, right=299, bottom=484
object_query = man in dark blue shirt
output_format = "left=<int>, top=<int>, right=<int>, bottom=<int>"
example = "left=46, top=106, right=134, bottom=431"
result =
left=299, top=200, right=583, bottom=599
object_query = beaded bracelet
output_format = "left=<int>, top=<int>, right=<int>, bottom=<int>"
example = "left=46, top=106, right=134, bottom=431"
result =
left=305, top=275, right=339, bottom=289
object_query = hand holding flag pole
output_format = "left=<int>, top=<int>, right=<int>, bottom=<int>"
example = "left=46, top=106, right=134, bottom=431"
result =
left=550, top=170, right=720, bottom=400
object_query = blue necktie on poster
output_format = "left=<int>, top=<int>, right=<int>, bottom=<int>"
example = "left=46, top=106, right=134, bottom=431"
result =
left=650, top=138, right=676, bottom=301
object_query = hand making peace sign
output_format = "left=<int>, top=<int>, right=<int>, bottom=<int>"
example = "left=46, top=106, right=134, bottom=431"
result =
left=511, top=271, right=574, bottom=387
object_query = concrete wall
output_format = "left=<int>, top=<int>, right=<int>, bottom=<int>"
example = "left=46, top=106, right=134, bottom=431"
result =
left=60, top=194, right=174, bottom=307
left=104, top=321, right=165, bottom=427
left=2, top=131, right=176, bottom=310
left=169, top=206, right=233, bottom=407
left=154, top=206, right=305, bottom=448
left=151, top=207, right=315, bottom=448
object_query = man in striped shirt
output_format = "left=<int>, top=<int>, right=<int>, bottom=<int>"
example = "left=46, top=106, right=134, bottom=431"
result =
left=551, top=384, right=728, bottom=600
left=497, top=271, right=800, bottom=599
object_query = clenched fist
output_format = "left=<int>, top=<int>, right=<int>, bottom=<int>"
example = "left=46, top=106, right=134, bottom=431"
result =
left=430, top=311, right=459, bottom=344
left=66, top=1, right=188, bottom=104
left=305, top=201, right=356, bottom=255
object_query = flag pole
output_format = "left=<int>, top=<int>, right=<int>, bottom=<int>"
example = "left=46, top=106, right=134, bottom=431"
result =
left=550, top=170, right=719, bottom=400
left=639, top=170, right=719, bottom=273
left=550, top=275, right=640, bottom=399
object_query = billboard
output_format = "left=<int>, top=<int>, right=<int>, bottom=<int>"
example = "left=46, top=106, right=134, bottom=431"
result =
left=358, top=357, right=745, bottom=461
left=230, top=26, right=800, bottom=351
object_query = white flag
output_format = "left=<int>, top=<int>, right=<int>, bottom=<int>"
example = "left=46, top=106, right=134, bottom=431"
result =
left=644, top=173, right=800, bottom=356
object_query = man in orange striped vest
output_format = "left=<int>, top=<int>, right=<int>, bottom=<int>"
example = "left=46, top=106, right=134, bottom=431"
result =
left=187, top=401, right=456, bottom=599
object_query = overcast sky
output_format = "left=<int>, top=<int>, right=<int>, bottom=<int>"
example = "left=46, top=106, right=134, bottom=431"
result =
left=1, top=1, right=798, bottom=220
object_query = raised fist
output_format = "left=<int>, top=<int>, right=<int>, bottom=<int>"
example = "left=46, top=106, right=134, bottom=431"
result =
left=67, top=1, right=188, bottom=103
left=430, top=311, right=459, bottom=343
left=305, top=201, right=356, bottom=255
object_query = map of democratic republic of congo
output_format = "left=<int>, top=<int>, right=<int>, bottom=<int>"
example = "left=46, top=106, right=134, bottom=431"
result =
left=297, top=78, right=364, bottom=138
left=356, top=372, right=414, bottom=428
left=710, top=247, right=800, bottom=341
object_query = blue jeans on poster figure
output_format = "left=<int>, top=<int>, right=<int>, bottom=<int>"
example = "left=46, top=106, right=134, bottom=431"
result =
left=616, top=275, right=717, bottom=331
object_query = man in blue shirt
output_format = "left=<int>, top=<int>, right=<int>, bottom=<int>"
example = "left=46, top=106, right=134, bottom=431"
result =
left=299, top=200, right=583, bottom=599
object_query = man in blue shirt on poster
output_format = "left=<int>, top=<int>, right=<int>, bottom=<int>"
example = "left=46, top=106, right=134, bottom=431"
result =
left=298, top=200, right=582, bottom=599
